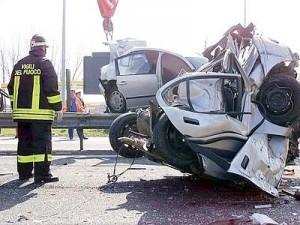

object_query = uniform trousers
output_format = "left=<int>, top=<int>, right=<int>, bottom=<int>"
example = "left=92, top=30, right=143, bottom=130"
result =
left=17, top=122, right=52, bottom=178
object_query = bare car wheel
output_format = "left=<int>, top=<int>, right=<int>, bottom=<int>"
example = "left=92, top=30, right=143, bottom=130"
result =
left=107, top=90, right=126, bottom=113
left=109, top=112, right=144, bottom=158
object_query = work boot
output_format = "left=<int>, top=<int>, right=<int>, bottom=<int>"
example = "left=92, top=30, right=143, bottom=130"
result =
left=19, top=174, right=33, bottom=181
left=34, top=174, right=59, bottom=184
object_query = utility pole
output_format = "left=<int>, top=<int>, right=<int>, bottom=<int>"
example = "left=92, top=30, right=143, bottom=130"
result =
left=61, top=0, right=66, bottom=103
left=243, top=0, right=247, bottom=26
left=2, top=69, right=5, bottom=85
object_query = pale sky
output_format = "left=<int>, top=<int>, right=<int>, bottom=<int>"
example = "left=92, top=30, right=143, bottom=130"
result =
left=1, top=0, right=300, bottom=81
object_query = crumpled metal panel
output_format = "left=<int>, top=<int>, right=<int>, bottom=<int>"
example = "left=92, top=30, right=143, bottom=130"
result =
left=228, top=134, right=289, bottom=196
left=253, top=37, right=293, bottom=76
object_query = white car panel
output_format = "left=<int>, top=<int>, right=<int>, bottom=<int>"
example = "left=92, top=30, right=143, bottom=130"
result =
left=228, top=134, right=289, bottom=196
left=253, top=37, right=293, bottom=75
left=117, top=74, right=158, bottom=102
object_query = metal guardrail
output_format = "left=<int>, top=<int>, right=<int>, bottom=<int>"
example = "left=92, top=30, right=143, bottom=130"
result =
left=0, top=112, right=120, bottom=150
left=0, top=112, right=119, bottom=129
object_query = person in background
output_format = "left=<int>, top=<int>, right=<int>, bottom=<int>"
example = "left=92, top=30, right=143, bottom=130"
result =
left=63, top=90, right=85, bottom=140
left=76, top=91, right=88, bottom=140
left=76, top=90, right=85, bottom=107
left=7, top=34, right=62, bottom=183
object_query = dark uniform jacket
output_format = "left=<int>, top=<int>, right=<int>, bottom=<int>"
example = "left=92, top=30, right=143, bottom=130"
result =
left=7, top=49, right=62, bottom=122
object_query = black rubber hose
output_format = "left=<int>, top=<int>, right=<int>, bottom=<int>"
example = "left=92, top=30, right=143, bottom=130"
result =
left=248, top=100, right=266, bottom=137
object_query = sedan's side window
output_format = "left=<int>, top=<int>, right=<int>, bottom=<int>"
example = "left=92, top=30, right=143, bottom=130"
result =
left=117, top=52, right=157, bottom=76
left=161, top=53, right=192, bottom=84
left=131, top=54, right=150, bottom=74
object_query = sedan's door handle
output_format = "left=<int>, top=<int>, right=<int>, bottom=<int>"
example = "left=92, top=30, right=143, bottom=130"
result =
left=183, top=117, right=199, bottom=125
left=119, top=81, right=127, bottom=85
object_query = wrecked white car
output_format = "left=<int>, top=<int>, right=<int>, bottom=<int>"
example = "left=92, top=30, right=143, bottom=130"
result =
left=109, top=24, right=300, bottom=196
left=99, top=39, right=208, bottom=113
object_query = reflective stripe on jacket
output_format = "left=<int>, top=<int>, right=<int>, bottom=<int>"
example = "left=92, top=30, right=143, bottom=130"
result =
left=7, top=50, right=62, bottom=122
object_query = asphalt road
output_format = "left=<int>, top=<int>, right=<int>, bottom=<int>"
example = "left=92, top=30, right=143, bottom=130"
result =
left=0, top=136, right=300, bottom=225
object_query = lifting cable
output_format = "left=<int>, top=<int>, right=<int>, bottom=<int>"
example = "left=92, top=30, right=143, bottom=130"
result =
left=106, top=146, right=137, bottom=184
left=103, top=17, right=114, bottom=41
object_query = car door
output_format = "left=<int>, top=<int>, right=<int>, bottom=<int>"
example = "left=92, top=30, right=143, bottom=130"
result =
left=116, top=51, right=159, bottom=108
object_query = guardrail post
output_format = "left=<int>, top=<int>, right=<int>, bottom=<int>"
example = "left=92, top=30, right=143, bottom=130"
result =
left=66, top=69, right=71, bottom=110
left=80, top=136, right=83, bottom=151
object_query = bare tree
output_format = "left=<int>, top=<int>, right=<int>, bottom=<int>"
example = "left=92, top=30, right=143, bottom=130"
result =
left=7, top=42, right=21, bottom=76
left=0, top=48, right=8, bottom=83
left=1, top=39, right=83, bottom=88
left=0, top=39, right=24, bottom=83
left=71, top=56, right=83, bottom=81
left=49, top=45, right=61, bottom=79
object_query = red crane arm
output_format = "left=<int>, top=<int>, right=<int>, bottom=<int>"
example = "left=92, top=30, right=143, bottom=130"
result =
left=97, top=0, right=119, bottom=18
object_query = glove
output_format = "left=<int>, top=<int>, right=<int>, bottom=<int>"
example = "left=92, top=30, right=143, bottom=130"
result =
left=55, top=110, right=63, bottom=122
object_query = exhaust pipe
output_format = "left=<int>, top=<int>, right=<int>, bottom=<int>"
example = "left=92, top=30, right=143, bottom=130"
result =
left=118, top=137, right=147, bottom=152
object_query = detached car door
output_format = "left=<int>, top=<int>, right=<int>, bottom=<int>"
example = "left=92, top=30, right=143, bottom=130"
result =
left=116, top=51, right=159, bottom=108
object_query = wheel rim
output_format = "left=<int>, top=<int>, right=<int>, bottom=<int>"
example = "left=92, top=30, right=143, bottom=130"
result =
left=264, top=84, right=293, bottom=115
left=109, top=91, right=125, bottom=111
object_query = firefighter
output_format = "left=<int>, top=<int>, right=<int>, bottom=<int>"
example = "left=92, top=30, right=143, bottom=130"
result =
left=7, top=34, right=62, bottom=183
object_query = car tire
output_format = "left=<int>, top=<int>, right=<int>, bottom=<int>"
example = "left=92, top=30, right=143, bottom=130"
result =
left=109, top=112, right=144, bottom=158
left=106, top=89, right=127, bottom=113
left=152, top=114, right=203, bottom=174
left=256, top=75, right=300, bottom=126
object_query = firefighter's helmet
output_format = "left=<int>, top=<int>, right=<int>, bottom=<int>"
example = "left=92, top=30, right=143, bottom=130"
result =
left=30, top=34, right=48, bottom=50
